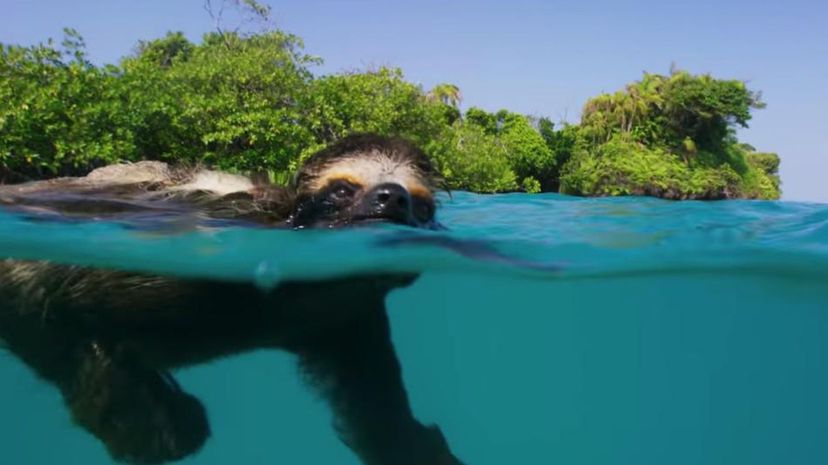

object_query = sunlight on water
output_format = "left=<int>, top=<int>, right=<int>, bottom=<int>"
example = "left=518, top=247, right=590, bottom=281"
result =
left=2, top=192, right=828, bottom=464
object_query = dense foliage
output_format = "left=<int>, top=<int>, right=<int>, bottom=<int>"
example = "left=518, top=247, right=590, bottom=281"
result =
left=0, top=26, right=780, bottom=199
left=0, top=30, right=133, bottom=178
left=564, top=71, right=780, bottom=199
left=121, top=30, right=317, bottom=174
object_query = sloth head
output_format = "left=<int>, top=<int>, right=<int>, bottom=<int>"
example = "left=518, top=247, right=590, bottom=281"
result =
left=288, top=134, right=441, bottom=229
left=0, top=134, right=442, bottom=231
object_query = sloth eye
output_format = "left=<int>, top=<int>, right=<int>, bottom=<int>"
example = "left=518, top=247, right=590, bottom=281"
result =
left=328, top=180, right=358, bottom=201
left=413, top=199, right=434, bottom=221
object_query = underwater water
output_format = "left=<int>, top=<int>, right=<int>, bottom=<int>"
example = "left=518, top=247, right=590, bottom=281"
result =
left=1, top=191, right=828, bottom=465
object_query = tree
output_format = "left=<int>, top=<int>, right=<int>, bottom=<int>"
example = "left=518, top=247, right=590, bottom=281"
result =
left=430, top=122, right=517, bottom=193
left=0, top=24, right=780, bottom=200
left=0, top=30, right=136, bottom=180
left=301, top=67, right=450, bottom=157
left=203, top=0, right=274, bottom=43
left=134, top=32, right=193, bottom=68
left=426, top=83, right=462, bottom=108
left=660, top=71, right=763, bottom=156
left=538, top=118, right=580, bottom=191
left=120, top=30, right=318, bottom=175
left=497, top=112, right=553, bottom=192
left=561, top=69, right=778, bottom=199
left=460, top=108, right=555, bottom=192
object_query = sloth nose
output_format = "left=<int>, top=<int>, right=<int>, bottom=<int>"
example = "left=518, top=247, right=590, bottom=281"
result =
left=369, top=183, right=410, bottom=210
left=363, top=183, right=413, bottom=222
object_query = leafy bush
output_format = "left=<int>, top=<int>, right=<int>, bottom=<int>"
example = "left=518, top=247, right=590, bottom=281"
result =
left=745, top=151, right=781, bottom=193
left=429, top=123, right=517, bottom=193
left=560, top=69, right=780, bottom=199
left=460, top=108, right=555, bottom=192
left=561, top=135, right=742, bottom=199
left=120, top=30, right=318, bottom=175
left=561, top=135, right=688, bottom=197
left=0, top=30, right=137, bottom=180
left=301, top=68, right=450, bottom=161
left=498, top=113, right=554, bottom=190
left=0, top=27, right=780, bottom=200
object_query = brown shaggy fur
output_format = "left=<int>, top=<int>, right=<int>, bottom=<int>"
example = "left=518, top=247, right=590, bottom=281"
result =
left=0, top=134, right=461, bottom=465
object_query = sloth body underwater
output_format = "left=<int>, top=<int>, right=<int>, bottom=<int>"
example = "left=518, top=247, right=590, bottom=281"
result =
left=0, top=135, right=463, bottom=465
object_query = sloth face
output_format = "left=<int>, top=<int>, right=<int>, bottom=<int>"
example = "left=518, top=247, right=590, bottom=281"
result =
left=289, top=135, right=439, bottom=229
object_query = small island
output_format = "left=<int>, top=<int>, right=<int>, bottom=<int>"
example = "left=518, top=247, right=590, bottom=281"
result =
left=0, top=20, right=779, bottom=200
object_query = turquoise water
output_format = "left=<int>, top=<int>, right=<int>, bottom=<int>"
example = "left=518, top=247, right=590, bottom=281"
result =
left=2, top=192, right=828, bottom=464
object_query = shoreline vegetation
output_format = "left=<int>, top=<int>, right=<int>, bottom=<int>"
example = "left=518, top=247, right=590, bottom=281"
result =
left=0, top=9, right=780, bottom=200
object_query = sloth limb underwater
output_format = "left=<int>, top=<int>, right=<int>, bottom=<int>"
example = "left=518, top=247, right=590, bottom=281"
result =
left=0, top=134, right=464, bottom=465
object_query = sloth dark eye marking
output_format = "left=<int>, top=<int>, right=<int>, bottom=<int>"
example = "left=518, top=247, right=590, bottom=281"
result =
left=412, top=197, right=435, bottom=221
left=326, top=179, right=360, bottom=202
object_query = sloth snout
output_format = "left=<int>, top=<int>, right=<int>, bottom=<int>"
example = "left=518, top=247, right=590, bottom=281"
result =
left=370, top=183, right=410, bottom=210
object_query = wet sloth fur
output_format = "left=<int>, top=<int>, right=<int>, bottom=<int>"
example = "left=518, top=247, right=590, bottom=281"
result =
left=0, top=135, right=462, bottom=465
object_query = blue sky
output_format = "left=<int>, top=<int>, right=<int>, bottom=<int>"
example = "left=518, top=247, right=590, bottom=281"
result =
left=3, top=0, right=826, bottom=201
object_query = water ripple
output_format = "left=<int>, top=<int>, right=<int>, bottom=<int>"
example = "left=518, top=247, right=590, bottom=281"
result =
left=1, top=192, right=827, bottom=282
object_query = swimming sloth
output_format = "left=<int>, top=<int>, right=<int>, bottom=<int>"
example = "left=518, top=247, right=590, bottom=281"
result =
left=0, top=135, right=463, bottom=465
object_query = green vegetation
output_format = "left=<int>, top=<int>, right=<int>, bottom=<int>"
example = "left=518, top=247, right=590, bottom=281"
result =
left=562, top=71, right=780, bottom=199
left=0, top=19, right=780, bottom=199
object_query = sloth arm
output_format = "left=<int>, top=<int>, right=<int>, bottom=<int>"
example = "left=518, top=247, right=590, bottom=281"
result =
left=0, top=263, right=259, bottom=463
left=292, top=291, right=461, bottom=465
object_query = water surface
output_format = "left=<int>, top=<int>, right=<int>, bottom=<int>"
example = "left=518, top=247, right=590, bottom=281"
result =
left=2, top=192, right=827, bottom=464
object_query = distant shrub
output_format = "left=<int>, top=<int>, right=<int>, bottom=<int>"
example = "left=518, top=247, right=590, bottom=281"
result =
left=559, top=69, right=780, bottom=199
left=429, top=122, right=518, bottom=193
